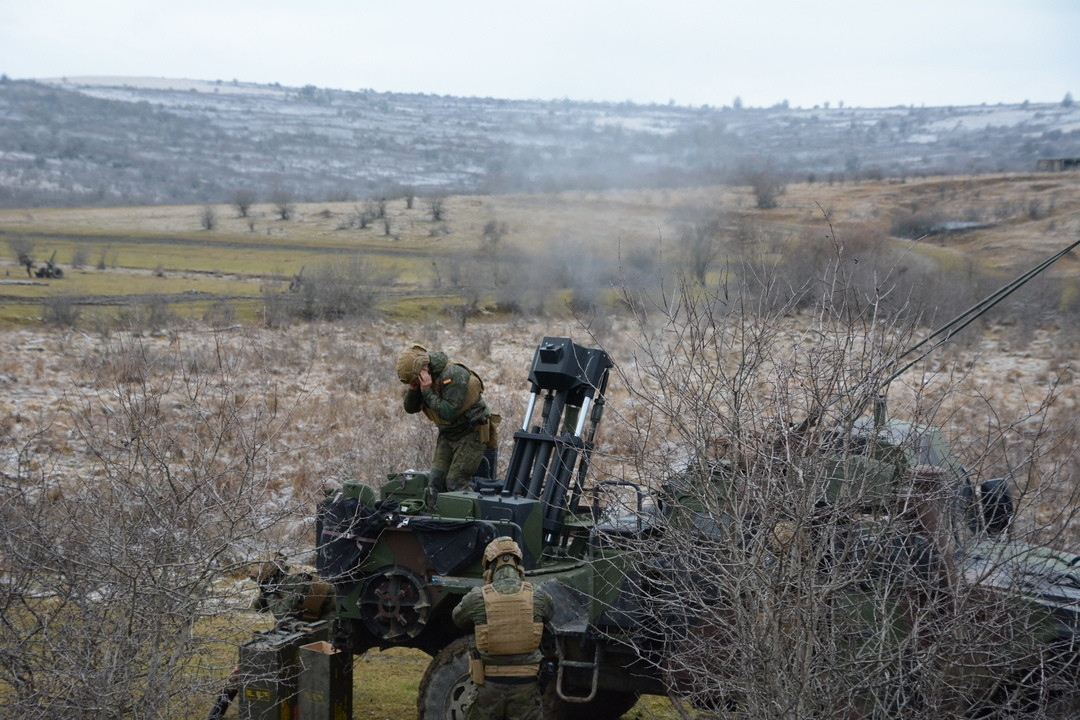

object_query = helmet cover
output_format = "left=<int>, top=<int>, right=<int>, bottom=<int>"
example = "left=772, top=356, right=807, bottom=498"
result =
left=396, top=343, right=429, bottom=384
left=483, top=536, right=523, bottom=570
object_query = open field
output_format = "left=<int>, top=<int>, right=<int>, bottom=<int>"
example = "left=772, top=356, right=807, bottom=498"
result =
left=3, top=173, right=1080, bottom=718
left=1, top=172, right=1079, bottom=327
left=3, top=312, right=1079, bottom=718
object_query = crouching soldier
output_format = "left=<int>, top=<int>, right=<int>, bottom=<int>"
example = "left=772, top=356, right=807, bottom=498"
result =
left=250, top=553, right=334, bottom=623
left=452, top=537, right=553, bottom=720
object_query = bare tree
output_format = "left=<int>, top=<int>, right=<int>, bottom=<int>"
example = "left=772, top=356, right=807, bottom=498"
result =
left=739, top=163, right=786, bottom=209
left=481, top=219, right=507, bottom=251
left=426, top=196, right=446, bottom=222
left=232, top=189, right=257, bottom=218
left=338, top=203, right=373, bottom=230
left=270, top=188, right=295, bottom=221
left=454, top=275, right=485, bottom=329
left=71, top=244, right=89, bottom=269
left=480, top=219, right=510, bottom=290
left=352, top=197, right=388, bottom=228
left=674, top=208, right=725, bottom=285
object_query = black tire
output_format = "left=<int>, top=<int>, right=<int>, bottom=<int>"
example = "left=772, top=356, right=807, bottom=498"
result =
left=418, top=636, right=476, bottom=720
left=543, top=686, right=641, bottom=720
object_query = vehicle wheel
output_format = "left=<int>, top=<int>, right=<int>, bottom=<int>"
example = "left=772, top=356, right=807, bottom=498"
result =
left=543, top=686, right=640, bottom=720
left=418, top=636, right=476, bottom=720
left=358, top=566, right=431, bottom=641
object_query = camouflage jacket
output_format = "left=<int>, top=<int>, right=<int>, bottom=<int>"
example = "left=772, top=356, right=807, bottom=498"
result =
left=452, top=565, right=553, bottom=666
left=403, top=350, right=488, bottom=439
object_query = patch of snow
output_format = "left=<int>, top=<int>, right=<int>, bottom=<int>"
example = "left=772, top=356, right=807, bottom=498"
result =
left=37, top=75, right=291, bottom=98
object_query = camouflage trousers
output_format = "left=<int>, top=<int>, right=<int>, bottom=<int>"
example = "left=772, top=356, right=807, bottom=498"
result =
left=428, top=430, right=486, bottom=492
left=465, top=679, right=542, bottom=720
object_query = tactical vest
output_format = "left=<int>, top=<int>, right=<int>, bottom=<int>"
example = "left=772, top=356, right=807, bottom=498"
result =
left=475, top=581, right=543, bottom=656
left=421, top=362, right=484, bottom=426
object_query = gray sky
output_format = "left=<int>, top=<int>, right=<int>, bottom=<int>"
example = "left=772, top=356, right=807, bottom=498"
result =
left=2, top=0, right=1076, bottom=109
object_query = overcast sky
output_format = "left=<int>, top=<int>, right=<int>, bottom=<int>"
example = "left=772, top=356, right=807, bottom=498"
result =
left=1, top=0, right=1076, bottom=109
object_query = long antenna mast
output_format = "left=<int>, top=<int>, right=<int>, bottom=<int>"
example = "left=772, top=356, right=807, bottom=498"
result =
left=882, top=236, right=1080, bottom=387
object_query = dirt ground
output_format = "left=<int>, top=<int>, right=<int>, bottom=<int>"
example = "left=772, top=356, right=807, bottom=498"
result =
left=4, top=173, right=1080, bottom=548
left=2, top=308, right=1078, bottom=542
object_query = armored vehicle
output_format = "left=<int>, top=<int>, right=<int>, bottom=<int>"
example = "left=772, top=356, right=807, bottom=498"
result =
left=316, top=336, right=649, bottom=720
left=229, top=243, right=1080, bottom=720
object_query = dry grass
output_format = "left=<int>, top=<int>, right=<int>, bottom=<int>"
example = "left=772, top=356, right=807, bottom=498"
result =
left=2, top=313, right=1078, bottom=718
left=2, top=308, right=1077, bottom=527
left=0, top=316, right=679, bottom=719
left=2, top=172, right=1078, bottom=293
left=4, top=174, right=1080, bottom=717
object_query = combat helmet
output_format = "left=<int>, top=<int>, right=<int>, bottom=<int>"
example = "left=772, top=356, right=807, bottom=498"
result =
left=483, top=536, right=523, bottom=581
left=396, top=343, right=429, bottom=384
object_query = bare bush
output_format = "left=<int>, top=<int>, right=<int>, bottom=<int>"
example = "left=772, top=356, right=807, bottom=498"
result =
left=336, top=204, right=373, bottom=230
left=70, top=244, right=89, bottom=269
left=260, top=279, right=292, bottom=329
left=738, top=164, right=786, bottom=210
left=674, top=207, right=726, bottom=285
left=451, top=261, right=486, bottom=329
left=200, top=204, right=217, bottom=231
left=114, top=296, right=176, bottom=333
left=270, top=256, right=398, bottom=322
left=41, top=295, right=80, bottom=326
left=203, top=299, right=238, bottom=328
left=593, top=264, right=1080, bottom=718
left=890, top=207, right=946, bottom=239
left=0, top=336, right=303, bottom=719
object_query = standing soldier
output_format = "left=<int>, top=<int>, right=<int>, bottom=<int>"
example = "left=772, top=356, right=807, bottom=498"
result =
left=453, top=537, right=553, bottom=720
left=396, top=344, right=497, bottom=501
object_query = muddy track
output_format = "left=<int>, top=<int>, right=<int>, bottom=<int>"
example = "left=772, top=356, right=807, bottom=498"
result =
left=0, top=291, right=258, bottom=306
left=0, top=229, right=464, bottom=262
left=0, top=287, right=448, bottom=307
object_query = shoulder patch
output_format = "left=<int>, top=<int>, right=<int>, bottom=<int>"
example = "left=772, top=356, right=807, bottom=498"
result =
left=443, top=378, right=453, bottom=385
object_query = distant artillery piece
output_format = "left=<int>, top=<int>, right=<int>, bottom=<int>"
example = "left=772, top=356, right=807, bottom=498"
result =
left=34, top=250, right=63, bottom=279
left=288, top=265, right=305, bottom=292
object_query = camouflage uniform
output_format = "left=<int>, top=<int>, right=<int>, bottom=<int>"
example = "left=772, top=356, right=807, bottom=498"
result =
left=453, top=564, right=554, bottom=720
left=250, top=556, right=333, bottom=622
left=401, top=349, right=491, bottom=492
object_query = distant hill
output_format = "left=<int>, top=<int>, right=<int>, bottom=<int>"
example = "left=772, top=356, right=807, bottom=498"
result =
left=0, top=75, right=1078, bottom=209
